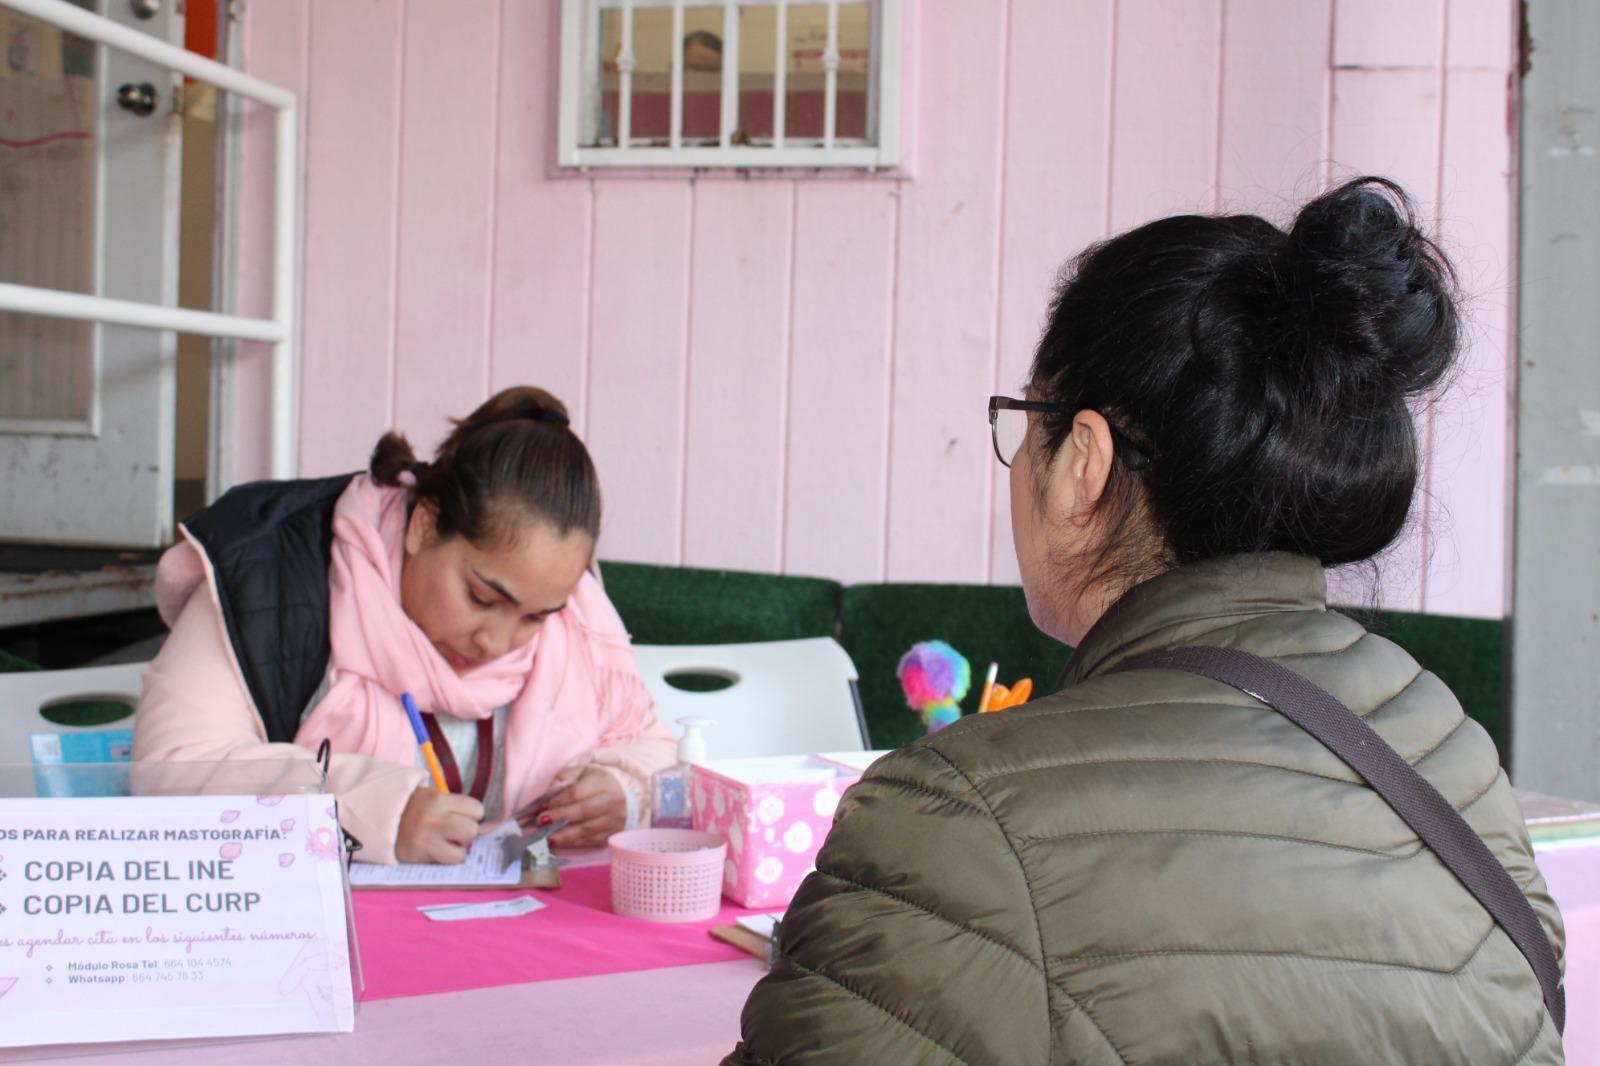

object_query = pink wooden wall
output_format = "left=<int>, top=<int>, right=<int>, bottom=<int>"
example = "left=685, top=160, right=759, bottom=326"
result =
left=233, top=0, right=1518, bottom=618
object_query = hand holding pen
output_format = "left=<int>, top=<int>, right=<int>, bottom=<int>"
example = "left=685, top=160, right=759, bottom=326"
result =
left=393, top=692, right=485, bottom=864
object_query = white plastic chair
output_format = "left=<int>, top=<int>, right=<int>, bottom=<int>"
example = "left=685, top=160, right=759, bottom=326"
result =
left=630, top=637, right=868, bottom=759
left=0, top=661, right=145, bottom=766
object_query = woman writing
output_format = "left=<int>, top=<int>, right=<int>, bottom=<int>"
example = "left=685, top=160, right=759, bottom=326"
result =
left=726, top=180, right=1565, bottom=1063
left=135, top=387, right=675, bottom=864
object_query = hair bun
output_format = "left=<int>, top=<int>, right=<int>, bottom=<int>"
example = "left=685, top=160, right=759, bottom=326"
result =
left=1277, top=177, right=1458, bottom=398
left=464, top=386, right=571, bottom=429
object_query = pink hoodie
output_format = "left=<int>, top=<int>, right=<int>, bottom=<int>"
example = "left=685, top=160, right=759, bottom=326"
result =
left=134, top=475, right=676, bottom=863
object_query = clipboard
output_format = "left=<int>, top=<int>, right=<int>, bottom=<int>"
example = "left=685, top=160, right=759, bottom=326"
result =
left=348, top=820, right=564, bottom=891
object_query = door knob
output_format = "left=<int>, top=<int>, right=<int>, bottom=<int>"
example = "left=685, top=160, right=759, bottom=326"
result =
left=116, top=82, right=158, bottom=116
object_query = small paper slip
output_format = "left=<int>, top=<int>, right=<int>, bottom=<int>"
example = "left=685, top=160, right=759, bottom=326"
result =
left=419, top=895, right=547, bottom=922
left=735, top=912, right=785, bottom=939
left=349, top=820, right=526, bottom=888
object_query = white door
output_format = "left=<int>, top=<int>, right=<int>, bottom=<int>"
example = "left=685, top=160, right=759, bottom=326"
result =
left=0, top=0, right=182, bottom=547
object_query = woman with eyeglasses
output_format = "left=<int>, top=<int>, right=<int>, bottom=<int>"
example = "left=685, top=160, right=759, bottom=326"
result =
left=725, top=179, right=1565, bottom=1064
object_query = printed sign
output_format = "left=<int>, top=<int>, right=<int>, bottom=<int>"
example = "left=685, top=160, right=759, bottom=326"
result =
left=0, top=793, right=356, bottom=1048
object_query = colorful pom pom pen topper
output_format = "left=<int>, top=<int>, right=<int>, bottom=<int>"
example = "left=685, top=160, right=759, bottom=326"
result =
left=897, top=640, right=970, bottom=733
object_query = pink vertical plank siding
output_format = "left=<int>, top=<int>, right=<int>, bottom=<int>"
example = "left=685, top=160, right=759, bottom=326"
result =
left=489, top=0, right=592, bottom=432
left=1447, top=0, right=1516, bottom=69
left=237, top=1, right=1520, bottom=617
left=1328, top=66, right=1443, bottom=612
left=1426, top=68, right=1515, bottom=617
left=390, top=0, right=502, bottom=457
left=232, top=0, right=307, bottom=485
left=1107, top=0, right=1223, bottom=231
left=988, top=0, right=1115, bottom=585
left=884, top=0, right=1008, bottom=582
left=783, top=184, right=898, bottom=584
left=296, top=0, right=403, bottom=477
left=1217, top=0, right=1334, bottom=213
left=1333, top=0, right=1444, bottom=69
left=585, top=182, right=693, bottom=565
left=681, top=180, right=794, bottom=572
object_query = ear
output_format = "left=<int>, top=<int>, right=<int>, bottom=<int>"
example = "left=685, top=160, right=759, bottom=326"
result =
left=1068, top=410, right=1117, bottom=506
left=404, top=499, right=438, bottom=557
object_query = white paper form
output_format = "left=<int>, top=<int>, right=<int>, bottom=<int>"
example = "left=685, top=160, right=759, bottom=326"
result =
left=419, top=896, right=547, bottom=922
left=348, top=820, right=525, bottom=888
left=735, top=912, right=786, bottom=938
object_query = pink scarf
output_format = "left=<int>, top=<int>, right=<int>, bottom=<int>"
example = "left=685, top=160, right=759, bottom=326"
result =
left=158, top=474, right=653, bottom=816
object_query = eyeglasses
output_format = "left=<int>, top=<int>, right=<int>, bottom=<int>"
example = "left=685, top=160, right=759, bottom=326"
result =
left=988, top=396, right=1153, bottom=471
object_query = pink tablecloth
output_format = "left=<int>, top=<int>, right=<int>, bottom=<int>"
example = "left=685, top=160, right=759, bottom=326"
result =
left=1535, top=844, right=1600, bottom=1065
left=352, top=865, right=766, bottom=1001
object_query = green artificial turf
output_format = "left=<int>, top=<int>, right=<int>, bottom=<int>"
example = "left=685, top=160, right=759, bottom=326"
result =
left=0, top=571, right=1505, bottom=751
left=0, top=647, right=41, bottom=673
left=600, top=560, right=841, bottom=645
left=604, top=563, right=1506, bottom=758
left=839, top=583, right=1073, bottom=749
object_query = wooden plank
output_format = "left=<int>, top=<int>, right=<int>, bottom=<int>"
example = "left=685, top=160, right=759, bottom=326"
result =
left=1328, top=68, right=1441, bottom=206
left=1108, top=0, right=1224, bottom=231
left=391, top=0, right=501, bottom=457
left=1327, top=66, right=1442, bottom=611
left=1447, top=0, right=1516, bottom=70
left=585, top=181, right=692, bottom=565
left=784, top=183, right=897, bottom=584
left=296, top=0, right=403, bottom=476
left=1423, top=68, right=1514, bottom=617
left=681, top=180, right=794, bottom=572
left=885, top=0, right=1008, bottom=582
left=1333, top=0, right=1442, bottom=69
left=489, top=0, right=592, bottom=432
left=1218, top=0, right=1334, bottom=213
left=988, top=0, right=1114, bottom=584
left=233, top=0, right=307, bottom=484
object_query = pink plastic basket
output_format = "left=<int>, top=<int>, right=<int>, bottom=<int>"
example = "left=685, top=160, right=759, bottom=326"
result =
left=607, top=828, right=727, bottom=923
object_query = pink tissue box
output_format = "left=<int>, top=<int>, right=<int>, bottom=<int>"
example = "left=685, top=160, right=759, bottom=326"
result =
left=690, top=755, right=870, bottom=908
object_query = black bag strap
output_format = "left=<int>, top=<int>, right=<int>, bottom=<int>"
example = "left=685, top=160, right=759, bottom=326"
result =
left=1114, top=644, right=1565, bottom=1035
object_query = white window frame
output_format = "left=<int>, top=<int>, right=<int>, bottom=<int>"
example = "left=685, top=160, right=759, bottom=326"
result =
left=558, top=0, right=902, bottom=170
left=0, top=0, right=298, bottom=478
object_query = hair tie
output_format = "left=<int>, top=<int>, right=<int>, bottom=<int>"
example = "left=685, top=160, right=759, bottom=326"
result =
left=410, top=460, right=430, bottom=478
left=532, top=409, right=571, bottom=427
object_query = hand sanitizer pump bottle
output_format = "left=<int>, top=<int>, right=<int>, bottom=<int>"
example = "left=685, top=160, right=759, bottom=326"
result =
left=651, top=716, right=712, bottom=829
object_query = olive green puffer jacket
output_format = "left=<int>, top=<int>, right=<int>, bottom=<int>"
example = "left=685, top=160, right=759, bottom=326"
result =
left=725, top=553, right=1565, bottom=1065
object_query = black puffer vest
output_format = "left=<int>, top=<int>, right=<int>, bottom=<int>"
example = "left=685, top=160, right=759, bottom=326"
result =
left=180, top=473, right=357, bottom=743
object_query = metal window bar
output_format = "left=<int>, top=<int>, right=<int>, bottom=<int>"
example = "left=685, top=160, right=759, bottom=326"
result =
left=617, top=0, right=635, bottom=149
left=823, top=0, right=840, bottom=150
left=772, top=0, right=788, bottom=148
left=719, top=0, right=739, bottom=148
left=865, top=0, right=880, bottom=145
left=669, top=0, right=684, bottom=149
left=0, top=0, right=298, bottom=479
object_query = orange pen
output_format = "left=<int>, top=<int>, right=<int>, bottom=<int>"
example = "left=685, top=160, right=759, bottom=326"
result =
left=402, top=692, right=451, bottom=792
left=977, top=662, right=999, bottom=713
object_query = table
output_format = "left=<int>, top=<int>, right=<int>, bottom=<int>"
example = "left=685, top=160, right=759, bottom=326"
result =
left=4, top=841, right=1595, bottom=1064
left=4, top=960, right=764, bottom=1065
